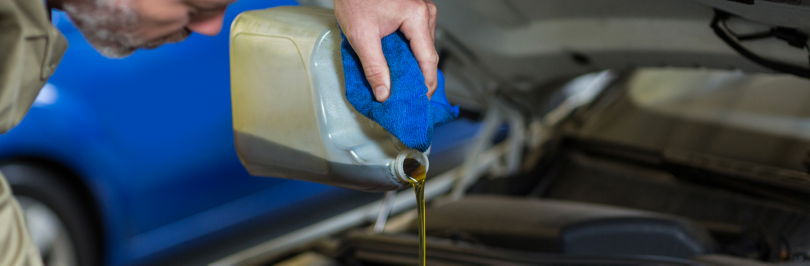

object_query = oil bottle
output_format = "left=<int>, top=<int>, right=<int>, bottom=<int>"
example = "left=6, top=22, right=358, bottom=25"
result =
left=229, top=6, right=429, bottom=192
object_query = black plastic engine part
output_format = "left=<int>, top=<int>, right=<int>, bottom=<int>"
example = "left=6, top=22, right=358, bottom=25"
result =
left=340, top=232, right=703, bottom=266
left=406, top=196, right=716, bottom=259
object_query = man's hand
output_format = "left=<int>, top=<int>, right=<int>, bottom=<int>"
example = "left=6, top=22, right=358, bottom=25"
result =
left=335, top=0, right=438, bottom=102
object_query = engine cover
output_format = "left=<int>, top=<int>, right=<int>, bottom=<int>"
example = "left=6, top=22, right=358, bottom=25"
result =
left=409, top=196, right=715, bottom=258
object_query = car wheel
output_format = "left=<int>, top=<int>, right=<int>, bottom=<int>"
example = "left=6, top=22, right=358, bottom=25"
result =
left=2, top=163, right=101, bottom=266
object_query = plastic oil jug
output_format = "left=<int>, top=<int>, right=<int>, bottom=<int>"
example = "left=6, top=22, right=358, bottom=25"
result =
left=230, top=6, right=428, bottom=192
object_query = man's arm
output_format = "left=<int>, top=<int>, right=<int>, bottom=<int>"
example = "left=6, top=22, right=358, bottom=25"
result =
left=334, top=0, right=438, bottom=103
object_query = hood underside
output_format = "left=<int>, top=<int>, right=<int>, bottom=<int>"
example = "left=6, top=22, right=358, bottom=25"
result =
left=432, top=0, right=810, bottom=110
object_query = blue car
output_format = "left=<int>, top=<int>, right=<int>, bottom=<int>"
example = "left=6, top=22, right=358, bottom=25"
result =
left=0, top=1, right=480, bottom=265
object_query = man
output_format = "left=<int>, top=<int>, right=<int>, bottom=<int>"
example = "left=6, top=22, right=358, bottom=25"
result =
left=0, top=0, right=439, bottom=264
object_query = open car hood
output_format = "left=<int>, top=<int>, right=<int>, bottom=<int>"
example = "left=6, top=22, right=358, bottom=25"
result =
left=433, top=0, right=810, bottom=110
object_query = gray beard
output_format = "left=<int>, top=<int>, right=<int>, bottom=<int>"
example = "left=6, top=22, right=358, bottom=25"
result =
left=63, top=0, right=191, bottom=58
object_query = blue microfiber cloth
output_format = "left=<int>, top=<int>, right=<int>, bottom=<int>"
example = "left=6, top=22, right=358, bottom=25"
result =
left=341, top=31, right=459, bottom=152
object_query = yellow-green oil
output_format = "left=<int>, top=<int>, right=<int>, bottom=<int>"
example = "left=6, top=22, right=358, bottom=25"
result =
left=404, top=158, right=427, bottom=265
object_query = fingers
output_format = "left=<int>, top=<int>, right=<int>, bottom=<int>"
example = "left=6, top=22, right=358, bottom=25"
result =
left=400, top=3, right=439, bottom=99
left=335, top=0, right=439, bottom=102
left=425, top=0, right=437, bottom=40
left=347, top=29, right=392, bottom=102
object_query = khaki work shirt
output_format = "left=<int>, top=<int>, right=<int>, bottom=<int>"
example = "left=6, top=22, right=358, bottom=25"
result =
left=0, top=0, right=67, bottom=134
left=0, top=0, right=68, bottom=265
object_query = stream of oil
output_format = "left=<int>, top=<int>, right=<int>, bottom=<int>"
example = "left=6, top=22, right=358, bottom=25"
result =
left=403, top=158, right=427, bottom=266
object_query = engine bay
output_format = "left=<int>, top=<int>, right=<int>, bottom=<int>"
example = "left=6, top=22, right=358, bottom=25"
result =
left=264, top=69, right=810, bottom=266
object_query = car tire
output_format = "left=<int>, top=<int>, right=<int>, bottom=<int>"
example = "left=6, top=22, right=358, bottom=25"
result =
left=2, top=163, right=101, bottom=266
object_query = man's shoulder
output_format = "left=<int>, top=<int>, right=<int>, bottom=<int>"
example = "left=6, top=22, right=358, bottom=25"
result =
left=0, top=0, right=68, bottom=134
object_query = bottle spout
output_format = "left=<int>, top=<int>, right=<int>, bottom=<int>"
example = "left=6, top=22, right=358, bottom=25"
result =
left=394, top=149, right=429, bottom=184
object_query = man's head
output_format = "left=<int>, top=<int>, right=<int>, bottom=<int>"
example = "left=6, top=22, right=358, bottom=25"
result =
left=59, top=0, right=236, bottom=58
